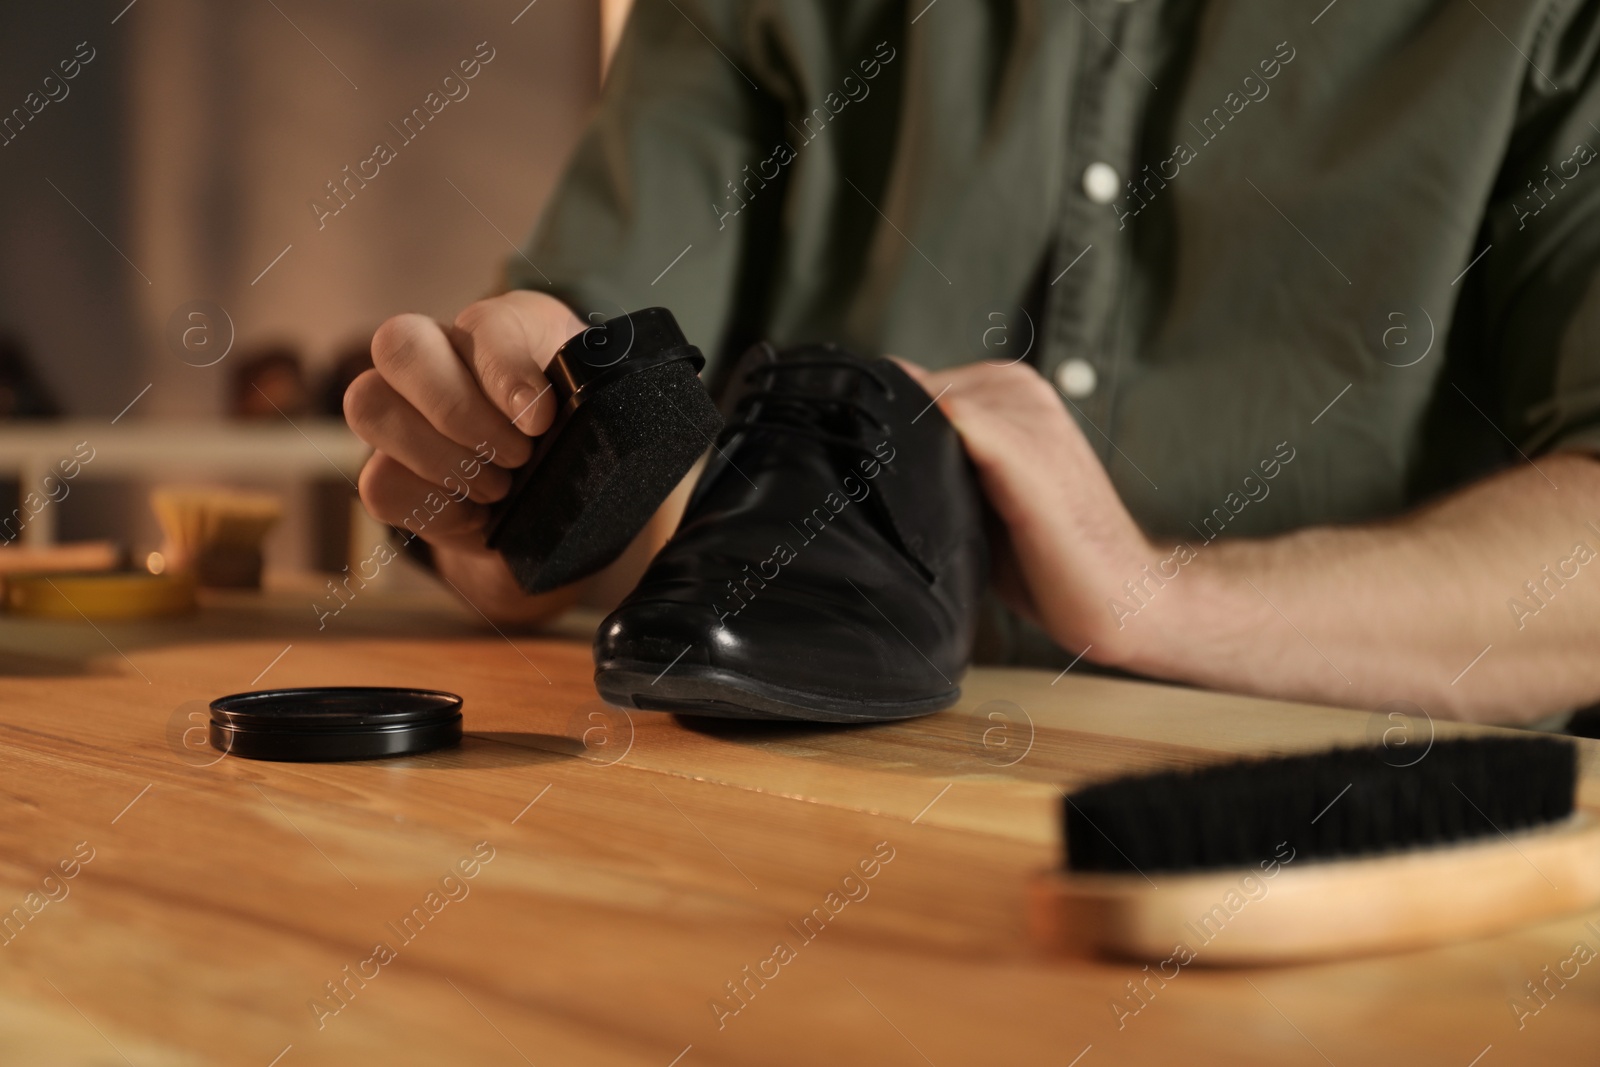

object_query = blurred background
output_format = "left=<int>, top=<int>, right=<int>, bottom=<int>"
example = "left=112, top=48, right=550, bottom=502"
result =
left=0, top=0, right=628, bottom=583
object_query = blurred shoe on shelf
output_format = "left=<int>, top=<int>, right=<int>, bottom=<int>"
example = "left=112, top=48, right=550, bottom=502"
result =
left=230, top=344, right=310, bottom=420
left=0, top=334, right=60, bottom=421
left=318, top=337, right=374, bottom=419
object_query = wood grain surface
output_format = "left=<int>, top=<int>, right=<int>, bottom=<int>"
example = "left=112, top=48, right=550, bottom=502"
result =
left=2, top=574, right=1596, bottom=1065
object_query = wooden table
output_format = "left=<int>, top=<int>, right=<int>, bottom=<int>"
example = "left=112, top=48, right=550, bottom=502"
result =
left=2, top=576, right=1596, bottom=1065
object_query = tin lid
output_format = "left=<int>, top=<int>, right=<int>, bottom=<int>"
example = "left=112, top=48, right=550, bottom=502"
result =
left=208, top=687, right=463, bottom=762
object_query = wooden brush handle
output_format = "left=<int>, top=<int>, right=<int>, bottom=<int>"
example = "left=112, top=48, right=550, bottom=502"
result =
left=1029, top=812, right=1600, bottom=965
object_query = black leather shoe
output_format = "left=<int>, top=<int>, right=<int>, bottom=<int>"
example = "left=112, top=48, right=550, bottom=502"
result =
left=593, top=341, right=988, bottom=722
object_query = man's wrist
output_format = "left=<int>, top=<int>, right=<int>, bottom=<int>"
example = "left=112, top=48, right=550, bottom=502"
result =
left=1091, top=537, right=1267, bottom=683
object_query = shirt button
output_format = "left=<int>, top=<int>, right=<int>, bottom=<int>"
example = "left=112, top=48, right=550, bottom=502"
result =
left=1081, top=162, right=1120, bottom=204
left=1055, top=358, right=1098, bottom=399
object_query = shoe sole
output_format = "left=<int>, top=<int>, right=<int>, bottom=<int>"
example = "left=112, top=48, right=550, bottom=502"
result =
left=594, top=660, right=958, bottom=723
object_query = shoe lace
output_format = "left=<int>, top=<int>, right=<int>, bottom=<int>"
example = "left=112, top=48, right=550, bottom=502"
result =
left=717, top=358, right=894, bottom=454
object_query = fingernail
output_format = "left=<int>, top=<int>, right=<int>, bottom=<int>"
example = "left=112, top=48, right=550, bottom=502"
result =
left=508, top=387, right=539, bottom=427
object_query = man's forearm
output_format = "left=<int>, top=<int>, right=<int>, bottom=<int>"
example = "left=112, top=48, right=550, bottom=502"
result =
left=1108, top=453, right=1600, bottom=723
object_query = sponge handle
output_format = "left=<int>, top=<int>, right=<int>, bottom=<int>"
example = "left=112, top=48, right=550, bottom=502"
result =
left=545, top=307, right=705, bottom=408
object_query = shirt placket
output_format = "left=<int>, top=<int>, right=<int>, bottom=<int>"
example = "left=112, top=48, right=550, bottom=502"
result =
left=1042, top=0, right=1159, bottom=464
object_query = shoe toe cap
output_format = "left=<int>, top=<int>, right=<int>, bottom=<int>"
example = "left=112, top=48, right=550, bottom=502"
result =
left=597, top=585, right=957, bottom=706
left=594, top=599, right=718, bottom=668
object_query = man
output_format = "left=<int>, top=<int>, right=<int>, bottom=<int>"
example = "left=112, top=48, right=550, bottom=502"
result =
left=344, top=1, right=1600, bottom=725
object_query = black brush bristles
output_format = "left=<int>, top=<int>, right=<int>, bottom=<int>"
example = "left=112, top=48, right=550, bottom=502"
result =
left=1064, top=736, right=1578, bottom=874
left=491, top=361, right=721, bottom=594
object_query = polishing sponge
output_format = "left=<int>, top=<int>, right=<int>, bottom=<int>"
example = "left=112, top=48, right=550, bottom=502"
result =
left=485, top=307, right=722, bottom=594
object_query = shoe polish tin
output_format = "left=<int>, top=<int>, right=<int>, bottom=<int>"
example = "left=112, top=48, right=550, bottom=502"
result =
left=208, top=687, right=463, bottom=762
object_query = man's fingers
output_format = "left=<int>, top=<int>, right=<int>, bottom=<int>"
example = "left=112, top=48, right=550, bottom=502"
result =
left=344, top=371, right=512, bottom=503
left=888, top=355, right=930, bottom=385
left=451, top=292, right=582, bottom=437
left=358, top=451, right=490, bottom=548
left=369, top=313, right=531, bottom=468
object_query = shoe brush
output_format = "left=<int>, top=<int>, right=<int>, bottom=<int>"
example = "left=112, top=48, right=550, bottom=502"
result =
left=485, top=307, right=722, bottom=594
left=1028, top=735, right=1600, bottom=964
left=151, top=486, right=282, bottom=588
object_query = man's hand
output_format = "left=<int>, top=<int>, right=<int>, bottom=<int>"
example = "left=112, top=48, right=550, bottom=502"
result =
left=344, top=290, right=587, bottom=622
left=898, top=360, right=1155, bottom=660
left=903, top=358, right=1600, bottom=724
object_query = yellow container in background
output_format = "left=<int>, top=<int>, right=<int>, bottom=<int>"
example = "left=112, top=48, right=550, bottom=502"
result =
left=4, top=572, right=198, bottom=620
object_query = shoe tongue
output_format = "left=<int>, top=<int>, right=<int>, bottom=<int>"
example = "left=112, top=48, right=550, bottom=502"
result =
left=765, top=345, right=868, bottom=401
left=743, top=346, right=873, bottom=438
left=700, top=346, right=956, bottom=584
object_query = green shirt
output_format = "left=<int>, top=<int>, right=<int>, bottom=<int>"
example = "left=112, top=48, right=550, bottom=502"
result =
left=509, top=0, right=1600, bottom=660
